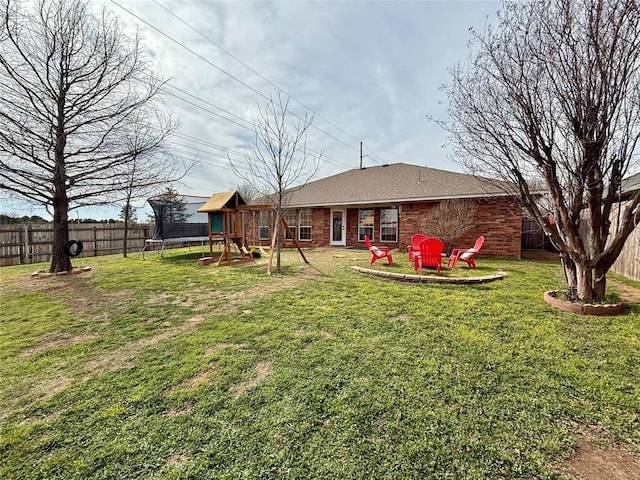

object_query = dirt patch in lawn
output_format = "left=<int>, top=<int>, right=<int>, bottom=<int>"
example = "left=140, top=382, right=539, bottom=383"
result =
left=40, top=376, right=75, bottom=400
left=167, top=402, right=195, bottom=417
left=231, top=361, right=272, bottom=398
left=204, top=343, right=247, bottom=356
left=21, top=333, right=99, bottom=358
left=609, top=279, right=640, bottom=304
left=224, top=267, right=326, bottom=311
left=215, top=248, right=356, bottom=308
left=67, top=290, right=134, bottom=316
left=294, top=329, right=333, bottom=339
left=13, top=315, right=209, bottom=415
left=558, top=431, right=640, bottom=480
left=163, top=453, right=189, bottom=469
left=82, top=315, right=205, bottom=377
left=181, top=366, right=217, bottom=390
left=23, top=276, right=78, bottom=293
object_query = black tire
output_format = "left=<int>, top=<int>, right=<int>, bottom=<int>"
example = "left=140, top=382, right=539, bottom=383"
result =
left=64, top=239, right=84, bottom=257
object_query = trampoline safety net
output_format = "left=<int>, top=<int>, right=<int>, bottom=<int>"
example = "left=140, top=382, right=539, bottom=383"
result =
left=147, top=195, right=209, bottom=240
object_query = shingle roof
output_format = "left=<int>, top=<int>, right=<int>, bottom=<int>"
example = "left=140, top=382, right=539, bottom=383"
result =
left=197, top=191, right=247, bottom=212
left=283, top=163, right=514, bottom=207
left=622, top=172, right=640, bottom=195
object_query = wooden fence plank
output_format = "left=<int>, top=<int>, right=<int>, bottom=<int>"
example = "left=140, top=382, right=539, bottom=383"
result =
left=0, top=223, right=152, bottom=267
left=610, top=201, right=640, bottom=281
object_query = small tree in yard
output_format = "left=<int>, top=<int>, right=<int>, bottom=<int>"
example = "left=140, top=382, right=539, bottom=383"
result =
left=117, top=122, right=189, bottom=258
left=422, top=199, right=477, bottom=254
left=150, top=186, right=190, bottom=224
left=235, top=182, right=257, bottom=204
left=119, top=205, right=138, bottom=224
left=0, top=0, right=178, bottom=272
left=231, top=90, right=321, bottom=274
left=445, top=0, right=640, bottom=302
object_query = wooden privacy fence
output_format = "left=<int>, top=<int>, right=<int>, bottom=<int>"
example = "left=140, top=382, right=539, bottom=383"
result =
left=521, top=216, right=557, bottom=251
left=523, top=205, right=640, bottom=282
left=0, top=223, right=153, bottom=267
left=610, top=201, right=640, bottom=281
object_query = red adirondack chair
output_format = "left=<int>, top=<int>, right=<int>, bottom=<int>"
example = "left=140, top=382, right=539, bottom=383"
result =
left=448, top=236, right=484, bottom=269
left=407, top=233, right=427, bottom=263
left=365, top=235, right=393, bottom=266
left=414, top=237, right=444, bottom=274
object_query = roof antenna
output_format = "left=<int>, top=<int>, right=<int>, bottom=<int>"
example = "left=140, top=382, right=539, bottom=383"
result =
left=360, top=141, right=368, bottom=169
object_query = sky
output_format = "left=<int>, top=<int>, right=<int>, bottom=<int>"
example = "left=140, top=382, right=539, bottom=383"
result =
left=2, top=0, right=501, bottom=220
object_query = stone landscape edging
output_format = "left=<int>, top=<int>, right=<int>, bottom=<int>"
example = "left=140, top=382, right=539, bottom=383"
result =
left=350, top=266, right=506, bottom=284
left=31, top=266, right=92, bottom=278
left=543, top=290, right=626, bottom=316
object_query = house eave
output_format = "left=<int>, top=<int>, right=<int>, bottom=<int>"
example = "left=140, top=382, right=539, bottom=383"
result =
left=285, top=191, right=515, bottom=208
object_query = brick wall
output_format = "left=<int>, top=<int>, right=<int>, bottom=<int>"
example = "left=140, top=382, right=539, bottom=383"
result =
left=453, top=198, right=521, bottom=258
left=244, top=208, right=329, bottom=248
left=346, top=208, right=360, bottom=246
left=398, top=202, right=435, bottom=247
left=399, top=197, right=521, bottom=258
left=243, top=198, right=521, bottom=258
left=311, top=208, right=329, bottom=246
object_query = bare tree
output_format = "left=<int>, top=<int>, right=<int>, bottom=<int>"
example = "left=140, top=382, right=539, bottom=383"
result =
left=444, top=0, right=640, bottom=302
left=0, top=0, right=177, bottom=272
left=231, top=90, right=321, bottom=274
left=149, top=185, right=191, bottom=224
left=118, top=204, right=137, bottom=224
left=422, top=200, right=477, bottom=254
left=116, top=119, right=190, bottom=257
left=235, top=182, right=258, bottom=204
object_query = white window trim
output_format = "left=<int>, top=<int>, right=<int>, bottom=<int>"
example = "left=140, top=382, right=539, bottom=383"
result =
left=298, top=208, right=312, bottom=241
left=379, top=207, right=398, bottom=243
left=358, top=208, right=375, bottom=242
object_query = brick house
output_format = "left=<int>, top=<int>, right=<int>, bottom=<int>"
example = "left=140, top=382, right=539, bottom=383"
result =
left=244, top=163, right=522, bottom=258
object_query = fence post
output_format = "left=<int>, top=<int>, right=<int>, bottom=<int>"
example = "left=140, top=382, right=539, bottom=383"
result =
left=27, top=225, right=33, bottom=264
left=21, top=227, right=27, bottom=265
left=93, top=226, right=98, bottom=256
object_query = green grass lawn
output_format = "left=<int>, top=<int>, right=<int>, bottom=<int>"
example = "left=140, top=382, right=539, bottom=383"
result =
left=1, top=248, right=639, bottom=479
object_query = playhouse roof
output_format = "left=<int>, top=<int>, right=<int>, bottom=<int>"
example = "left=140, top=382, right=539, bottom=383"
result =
left=197, top=191, right=247, bottom=212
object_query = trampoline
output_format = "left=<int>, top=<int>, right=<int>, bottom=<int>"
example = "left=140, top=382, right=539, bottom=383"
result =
left=142, top=194, right=211, bottom=259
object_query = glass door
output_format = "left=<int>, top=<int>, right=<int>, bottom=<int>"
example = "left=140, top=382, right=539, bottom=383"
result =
left=330, top=209, right=346, bottom=246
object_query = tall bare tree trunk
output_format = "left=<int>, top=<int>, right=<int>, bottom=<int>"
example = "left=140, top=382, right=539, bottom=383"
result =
left=563, top=258, right=607, bottom=303
left=51, top=186, right=71, bottom=273
left=270, top=210, right=282, bottom=273
left=51, top=98, right=71, bottom=273
left=123, top=221, right=129, bottom=258
left=122, top=199, right=131, bottom=258
left=592, top=264, right=607, bottom=301
left=573, top=262, right=593, bottom=303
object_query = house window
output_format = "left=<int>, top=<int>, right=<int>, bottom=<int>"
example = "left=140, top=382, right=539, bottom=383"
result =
left=358, top=208, right=375, bottom=242
left=259, top=210, right=272, bottom=240
left=284, top=210, right=297, bottom=240
left=380, top=207, right=398, bottom=242
left=298, top=208, right=312, bottom=241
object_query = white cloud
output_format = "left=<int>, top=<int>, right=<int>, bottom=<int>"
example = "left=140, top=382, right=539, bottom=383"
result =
left=4, top=0, right=500, bottom=219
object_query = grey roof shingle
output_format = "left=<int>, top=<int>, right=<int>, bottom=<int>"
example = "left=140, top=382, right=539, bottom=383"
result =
left=622, top=172, right=640, bottom=195
left=283, top=163, right=514, bottom=207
